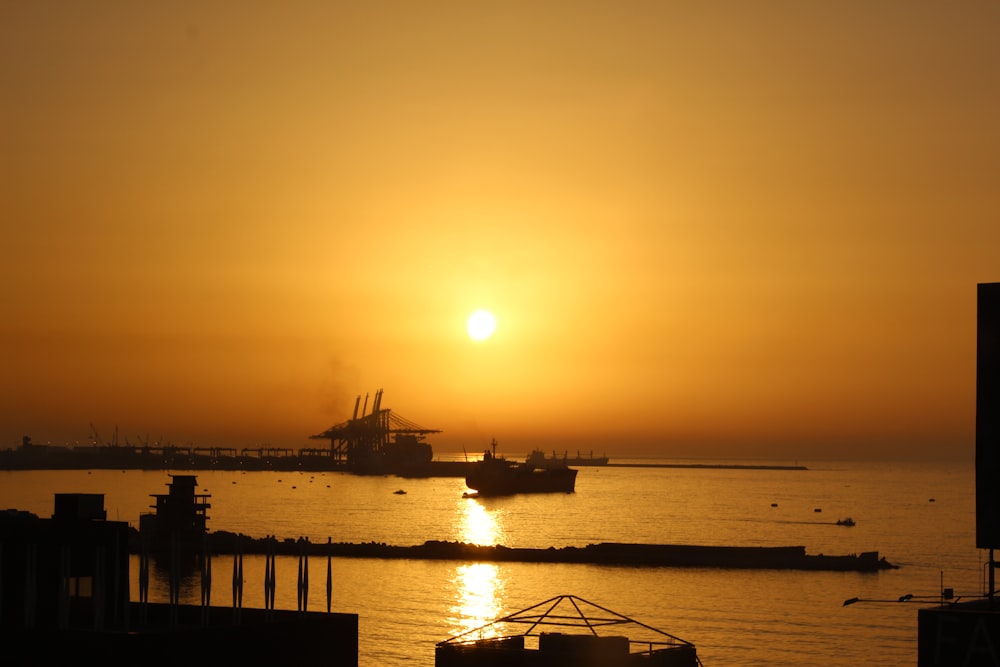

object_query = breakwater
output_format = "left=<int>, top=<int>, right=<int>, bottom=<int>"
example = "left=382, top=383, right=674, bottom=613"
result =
left=175, top=532, right=895, bottom=572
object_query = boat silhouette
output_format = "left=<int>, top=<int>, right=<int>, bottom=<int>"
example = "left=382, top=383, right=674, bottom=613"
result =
left=465, top=439, right=577, bottom=496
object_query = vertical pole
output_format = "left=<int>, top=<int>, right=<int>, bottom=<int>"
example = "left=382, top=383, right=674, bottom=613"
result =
left=264, top=535, right=275, bottom=621
left=201, top=533, right=211, bottom=626
left=264, top=539, right=271, bottom=615
left=326, top=537, right=332, bottom=615
left=206, top=545, right=212, bottom=611
left=269, top=537, right=276, bottom=615
left=232, top=535, right=243, bottom=625
left=297, top=538, right=304, bottom=615
left=237, top=548, right=244, bottom=613
left=302, top=537, right=309, bottom=613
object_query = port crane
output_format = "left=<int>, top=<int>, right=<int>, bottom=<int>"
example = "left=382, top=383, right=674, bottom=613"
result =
left=309, top=389, right=440, bottom=469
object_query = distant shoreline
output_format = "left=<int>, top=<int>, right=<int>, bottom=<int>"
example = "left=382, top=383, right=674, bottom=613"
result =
left=606, top=462, right=808, bottom=471
left=0, top=449, right=807, bottom=473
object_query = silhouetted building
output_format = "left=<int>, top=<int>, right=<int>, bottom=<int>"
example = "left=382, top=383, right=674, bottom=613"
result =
left=0, top=493, right=130, bottom=630
left=918, top=282, right=1000, bottom=665
left=977, top=282, right=1000, bottom=550
left=1, top=493, right=358, bottom=666
left=138, top=474, right=210, bottom=559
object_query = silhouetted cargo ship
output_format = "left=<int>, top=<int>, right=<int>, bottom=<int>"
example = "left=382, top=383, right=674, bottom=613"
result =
left=465, top=440, right=578, bottom=496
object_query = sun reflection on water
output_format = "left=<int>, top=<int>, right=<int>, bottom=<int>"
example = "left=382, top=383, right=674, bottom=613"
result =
left=444, top=498, right=508, bottom=639
left=449, top=562, right=504, bottom=639
left=459, top=498, right=507, bottom=546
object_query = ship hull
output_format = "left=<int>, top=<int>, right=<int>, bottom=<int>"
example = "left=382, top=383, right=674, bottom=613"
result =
left=465, top=464, right=577, bottom=496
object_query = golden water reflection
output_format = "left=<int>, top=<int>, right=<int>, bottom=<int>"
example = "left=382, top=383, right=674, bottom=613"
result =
left=458, top=497, right=507, bottom=546
left=448, top=498, right=506, bottom=638
left=450, top=562, right=504, bottom=639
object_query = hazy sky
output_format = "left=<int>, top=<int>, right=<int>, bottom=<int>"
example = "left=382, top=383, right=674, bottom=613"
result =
left=2, top=2, right=998, bottom=460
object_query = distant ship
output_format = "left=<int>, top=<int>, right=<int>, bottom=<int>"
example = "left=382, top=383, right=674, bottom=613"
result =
left=526, top=448, right=609, bottom=467
left=465, top=440, right=578, bottom=496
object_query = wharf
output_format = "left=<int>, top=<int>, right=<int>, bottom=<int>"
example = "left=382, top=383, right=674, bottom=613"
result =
left=0, top=449, right=807, bottom=474
left=0, top=446, right=473, bottom=476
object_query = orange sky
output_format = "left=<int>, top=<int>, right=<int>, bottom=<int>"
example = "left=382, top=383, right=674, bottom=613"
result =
left=2, top=2, right=998, bottom=461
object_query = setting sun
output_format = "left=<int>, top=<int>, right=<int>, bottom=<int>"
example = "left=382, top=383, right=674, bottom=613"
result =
left=2, top=2, right=996, bottom=463
left=467, top=310, right=496, bottom=341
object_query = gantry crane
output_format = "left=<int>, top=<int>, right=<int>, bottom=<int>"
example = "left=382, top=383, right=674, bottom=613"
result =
left=309, top=389, right=440, bottom=470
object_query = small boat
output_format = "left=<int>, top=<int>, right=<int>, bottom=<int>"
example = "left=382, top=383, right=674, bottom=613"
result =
left=435, top=594, right=700, bottom=666
left=836, top=517, right=856, bottom=526
left=465, top=440, right=577, bottom=496
left=393, top=489, right=407, bottom=495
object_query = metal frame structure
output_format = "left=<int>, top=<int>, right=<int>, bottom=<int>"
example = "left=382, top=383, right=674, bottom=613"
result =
left=436, top=594, right=701, bottom=663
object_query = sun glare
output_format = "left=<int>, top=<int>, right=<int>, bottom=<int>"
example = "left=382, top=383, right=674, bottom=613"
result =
left=451, top=563, right=503, bottom=639
left=467, top=309, right=496, bottom=341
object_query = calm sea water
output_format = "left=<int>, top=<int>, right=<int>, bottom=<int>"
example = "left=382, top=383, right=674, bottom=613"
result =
left=0, top=458, right=981, bottom=666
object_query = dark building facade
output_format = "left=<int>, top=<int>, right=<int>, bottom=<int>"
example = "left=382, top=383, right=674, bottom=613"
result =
left=1, top=493, right=131, bottom=630
left=1, top=493, right=358, bottom=666
left=138, top=474, right=211, bottom=559
left=919, top=283, right=1000, bottom=665
left=978, top=282, right=1000, bottom=550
